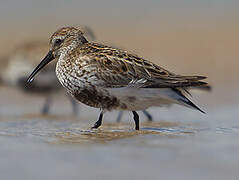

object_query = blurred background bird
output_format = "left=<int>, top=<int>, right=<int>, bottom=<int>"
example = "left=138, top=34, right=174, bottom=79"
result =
left=0, top=26, right=96, bottom=116
left=0, top=26, right=154, bottom=121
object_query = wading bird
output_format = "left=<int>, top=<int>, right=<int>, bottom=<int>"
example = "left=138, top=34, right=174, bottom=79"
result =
left=28, top=27, right=209, bottom=130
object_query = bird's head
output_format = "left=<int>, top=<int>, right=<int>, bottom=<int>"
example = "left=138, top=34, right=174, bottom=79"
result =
left=27, top=26, right=88, bottom=82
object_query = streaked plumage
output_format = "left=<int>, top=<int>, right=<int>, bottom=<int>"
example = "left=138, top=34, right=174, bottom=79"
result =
left=0, top=26, right=96, bottom=115
left=0, top=41, right=79, bottom=114
left=28, top=26, right=209, bottom=130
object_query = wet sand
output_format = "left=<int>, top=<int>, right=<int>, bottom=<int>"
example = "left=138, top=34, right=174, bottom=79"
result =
left=0, top=85, right=239, bottom=180
left=1, top=33, right=238, bottom=179
left=1, top=1, right=239, bottom=179
left=0, top=26, right=238, bottom=179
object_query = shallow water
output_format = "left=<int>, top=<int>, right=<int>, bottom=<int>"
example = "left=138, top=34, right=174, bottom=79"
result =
left=0, top=86, right=239, bottom=180
left=0, top=0, right=238, bottom=178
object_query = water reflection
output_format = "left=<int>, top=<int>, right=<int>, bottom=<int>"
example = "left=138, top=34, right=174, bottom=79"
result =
left=2, top=115, right=238, bottom=145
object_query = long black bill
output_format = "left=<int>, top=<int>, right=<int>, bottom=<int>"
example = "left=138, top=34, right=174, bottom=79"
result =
left=27, top=50, right=54, bottom=83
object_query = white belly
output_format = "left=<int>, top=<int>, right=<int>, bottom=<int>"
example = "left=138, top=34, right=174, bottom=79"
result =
left=107, top=87, right=182, bottom=111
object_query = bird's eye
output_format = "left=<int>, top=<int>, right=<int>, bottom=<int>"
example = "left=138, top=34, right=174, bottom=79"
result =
left=55, top=39, right=62, bottom=46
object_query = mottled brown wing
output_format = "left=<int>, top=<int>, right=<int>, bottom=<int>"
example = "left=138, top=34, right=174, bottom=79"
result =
left=82, top=45, right=207, bottom=88
left=79, top=54, right=132, bottom=88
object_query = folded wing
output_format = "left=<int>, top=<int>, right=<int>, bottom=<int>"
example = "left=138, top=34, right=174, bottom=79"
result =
left=80, top=45, right=208, bottom=89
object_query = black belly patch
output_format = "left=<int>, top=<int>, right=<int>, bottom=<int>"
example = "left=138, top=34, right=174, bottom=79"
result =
left=72, top=88, right=120, bottom=110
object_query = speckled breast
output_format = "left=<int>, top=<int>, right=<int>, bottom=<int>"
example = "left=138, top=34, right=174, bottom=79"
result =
left=56, top=59, right=121, bottom=110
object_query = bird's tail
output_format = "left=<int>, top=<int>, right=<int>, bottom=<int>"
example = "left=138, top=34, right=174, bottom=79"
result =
left=171, top=88, right=205, bottom=113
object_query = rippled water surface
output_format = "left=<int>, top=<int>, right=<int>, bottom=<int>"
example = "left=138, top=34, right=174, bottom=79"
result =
left=0, top=0, right=239, bottom=178
left=0, top=87, right=238, bottom=180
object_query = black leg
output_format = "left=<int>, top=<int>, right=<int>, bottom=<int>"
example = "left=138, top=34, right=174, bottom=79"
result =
left=142, top=110, right=153, bottom=122
left=91, top=111, right=104, bottom=129
left=132, top=111, right=140, bottom=130
left=41, top=96, right=52, bottom=115
left=116, top=111, right=124, bottom=122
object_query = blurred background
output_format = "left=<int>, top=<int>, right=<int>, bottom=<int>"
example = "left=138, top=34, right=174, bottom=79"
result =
left=0, top=1, right=238, bottom=180
left=1, top=0, right=239, bottom=106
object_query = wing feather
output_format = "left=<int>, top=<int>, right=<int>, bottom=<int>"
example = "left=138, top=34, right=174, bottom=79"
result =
left=79, top=43, right=208, bottom=89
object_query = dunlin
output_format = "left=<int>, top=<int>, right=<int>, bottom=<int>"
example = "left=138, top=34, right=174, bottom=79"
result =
left=0, top=41, right=78, bottom=115
left=28, top=26, right=208, bottom=130
left=0, top=26, right=97, bottom=115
